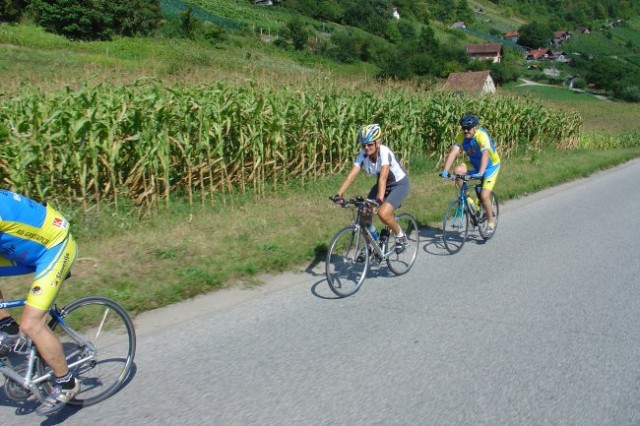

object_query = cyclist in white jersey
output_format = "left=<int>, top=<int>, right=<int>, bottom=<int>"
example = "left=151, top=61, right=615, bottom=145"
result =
left=333, top=124, right=411, bottom=250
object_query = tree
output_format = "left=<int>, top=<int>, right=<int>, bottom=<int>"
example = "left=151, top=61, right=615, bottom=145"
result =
left=417, top=25, right=440, bottom=56
left=181, top=6, right=198, bottom=40
left=489, top=62, right=520, bottom=85
left=108, top=0, right=162, bottom=37
left=286, top=16, right=309, bottom=50
left=585, top=57, right=626, bottom=91
left=455, top=0, right=474, bottom=23
left=342, top=0, right=393, bottom=38
left=1, top=0, right=27, bottom=22
left=376, top=49, right=414, bottom=80
left=517, top=21, right=552, bottom=49
left=30, top=0, right=162, bottom=41
left=31, top=0, right=112, bottom=40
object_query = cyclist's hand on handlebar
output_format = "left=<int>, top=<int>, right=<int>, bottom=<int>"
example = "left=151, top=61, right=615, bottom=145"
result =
left=439, top=170, right=450, bottom=179
left=469, top=172, right=482, bottom=179
left=367, top=198, right=382, bottom=207
left=330, top=194, right=345, bottom=205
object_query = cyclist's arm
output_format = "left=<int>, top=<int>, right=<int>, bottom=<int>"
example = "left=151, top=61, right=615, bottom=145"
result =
left=376, top=164, right=390, bottom=202
left=442, top=145, right=461, bottom=173
left=336, top=164, right=361, bottom=197
left=477, top=150, right=489, bottom=176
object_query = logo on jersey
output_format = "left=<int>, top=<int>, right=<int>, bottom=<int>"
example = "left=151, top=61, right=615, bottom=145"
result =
left=52, top=217, right=68, bottom=230
left=30, top=286, right=42, bottom=296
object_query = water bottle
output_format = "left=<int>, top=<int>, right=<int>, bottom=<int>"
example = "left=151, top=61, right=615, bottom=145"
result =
left=466, top=196, right=476, bottom=214
left=367, top=223, right=379, bottom=240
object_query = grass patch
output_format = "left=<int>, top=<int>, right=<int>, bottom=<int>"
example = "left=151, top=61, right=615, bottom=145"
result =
left=2, top=146, right=638, bottom=317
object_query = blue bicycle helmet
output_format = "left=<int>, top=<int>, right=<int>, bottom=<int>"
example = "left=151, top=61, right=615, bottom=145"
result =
left=357, top=124, right=382, bottom=144
left=460, top=114, right=479, bottom=128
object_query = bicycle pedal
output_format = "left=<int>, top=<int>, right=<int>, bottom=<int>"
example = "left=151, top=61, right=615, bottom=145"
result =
left=12, top=337, right=30, bottom=355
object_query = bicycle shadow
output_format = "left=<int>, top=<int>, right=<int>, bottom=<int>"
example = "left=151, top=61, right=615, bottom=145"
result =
left=420, top=224, right=488, bottom=256
left=0, top=361, right=138, bottom=423
left=306, top=237, right=413, bottom=300
left=309, top=265, right=398, bottom=300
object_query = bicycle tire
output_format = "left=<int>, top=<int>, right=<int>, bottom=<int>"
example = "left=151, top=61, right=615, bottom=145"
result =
left=325, top=225, right=368, bottom=297
left=386, top=213, right=420, bottom=275
left=39, top=296, right=136, bottom=407
left=478, top=192, right=499, bottom=240
left=442, top=199, right=468, bottom=254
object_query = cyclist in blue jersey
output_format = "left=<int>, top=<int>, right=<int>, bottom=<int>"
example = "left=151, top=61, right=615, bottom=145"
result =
left=0, top=190, right=80, bottom=416
left=440, top=114, right=501, bottom=236
left=333, top=124, right=411, bottom=252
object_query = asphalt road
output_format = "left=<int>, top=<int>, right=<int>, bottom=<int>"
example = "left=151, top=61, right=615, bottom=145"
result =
left=2, top=159, right=640, bottom=425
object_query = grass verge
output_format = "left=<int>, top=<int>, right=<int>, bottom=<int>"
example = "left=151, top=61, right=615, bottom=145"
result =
left=2, top=146, right=639, bottom=317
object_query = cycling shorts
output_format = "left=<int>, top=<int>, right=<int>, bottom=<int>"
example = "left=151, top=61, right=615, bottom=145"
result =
left=466, top=163, right=500, bottom=192
left=0, top=234, right=77, bottom=311
left=368, top=176, right=410, bottom=209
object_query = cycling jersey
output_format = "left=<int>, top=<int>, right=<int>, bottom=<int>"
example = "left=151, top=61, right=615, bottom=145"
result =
left=455, top=127, right=501, bottom=179
left=353, top=144, right=407, bottom=184
left=0, top=190, right=70, bottom=265
left=0, top=190, right=77, bottom=310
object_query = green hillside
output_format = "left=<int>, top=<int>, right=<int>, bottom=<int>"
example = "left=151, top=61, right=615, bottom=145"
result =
left=1, top=0, right=639, bottom=313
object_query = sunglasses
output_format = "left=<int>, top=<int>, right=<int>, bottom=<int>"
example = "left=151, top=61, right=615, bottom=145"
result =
left=462, top=126, right=475, bottom=131
left=364, top=142, right=376, bottom=148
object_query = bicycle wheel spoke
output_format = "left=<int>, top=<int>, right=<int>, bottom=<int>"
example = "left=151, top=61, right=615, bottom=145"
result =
left=325, top=226, right=368, bottom=297
left=386, top=213, right=419, bottom=275
left=442, top=199, right=468, bottom=254
left=41, top=297, right=136, bottom=407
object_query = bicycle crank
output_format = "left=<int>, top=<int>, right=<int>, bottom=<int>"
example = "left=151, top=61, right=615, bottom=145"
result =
left=4, top=364, right=32, bottom=401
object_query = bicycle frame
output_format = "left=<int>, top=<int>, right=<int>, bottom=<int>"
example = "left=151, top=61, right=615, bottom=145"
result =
left=0, top=298, right=96, bottom=402
left=448, top=175, right=481, bottom=229
left=344, top=198, right=398, bottom=262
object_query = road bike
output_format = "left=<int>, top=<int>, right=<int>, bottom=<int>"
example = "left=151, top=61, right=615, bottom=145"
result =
left=0, top=296, right=136, bottom=410
left=326, top=196, right=420, bottom=297
left=441, top=174, right=499, bottom=254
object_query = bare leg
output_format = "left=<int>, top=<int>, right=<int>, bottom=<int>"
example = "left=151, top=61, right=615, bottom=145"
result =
left=480, top=188, right=494, bottom=225
left=453, top=164, right=469, bottom=193
left=20, top=305, right=69, bottom=377
left=377, top=202, right=401, bottom=235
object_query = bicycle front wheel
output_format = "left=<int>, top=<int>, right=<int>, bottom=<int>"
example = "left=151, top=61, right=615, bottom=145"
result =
left=325, top=225, right=368, bottom=297
left=40, top=296, right=136, bottom=407
left=386, top=213, right=420, bottom=275
left=442, top=199, right=468, bottom=254
left=478, top=192, right=499, bottom=240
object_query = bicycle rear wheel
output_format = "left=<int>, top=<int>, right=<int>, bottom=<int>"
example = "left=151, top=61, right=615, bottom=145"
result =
left=442, top=199, right=468, bottom=254
left=386, top=213, right=420, bottom=275
left=478, top=192, right=499, bottom=240
left=325, top=225, right=368, bottom=297
left=40, top=296, right=136, bottom=407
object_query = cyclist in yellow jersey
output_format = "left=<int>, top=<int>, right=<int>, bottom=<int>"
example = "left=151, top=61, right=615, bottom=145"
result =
left=440, top=114, right=501, bottom=236
left=0, top=190, right=80, bottom=416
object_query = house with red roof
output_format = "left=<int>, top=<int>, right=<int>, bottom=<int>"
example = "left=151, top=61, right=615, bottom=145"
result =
left=464, top=43, right=503, bottom=63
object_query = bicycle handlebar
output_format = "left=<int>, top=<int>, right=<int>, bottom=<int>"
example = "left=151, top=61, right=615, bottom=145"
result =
left=329, top=195, right=377, bottom=209
left=441, top=174, right=481, bottom=182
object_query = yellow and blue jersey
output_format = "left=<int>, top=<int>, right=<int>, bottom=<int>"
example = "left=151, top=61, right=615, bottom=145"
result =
left=455, top=127, right=501, bottom=177
left=0, top=190, right=69, bottom=266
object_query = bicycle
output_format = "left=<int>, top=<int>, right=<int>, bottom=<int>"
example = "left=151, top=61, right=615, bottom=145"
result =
left=326, top=196, right=420, bottom=297
left=441, top=174, right=499, bottom=254
left=0, top=295, right=136, bottom=410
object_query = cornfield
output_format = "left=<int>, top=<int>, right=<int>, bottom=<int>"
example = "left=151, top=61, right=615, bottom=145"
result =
left=0, top=80, right=581, bottom=210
